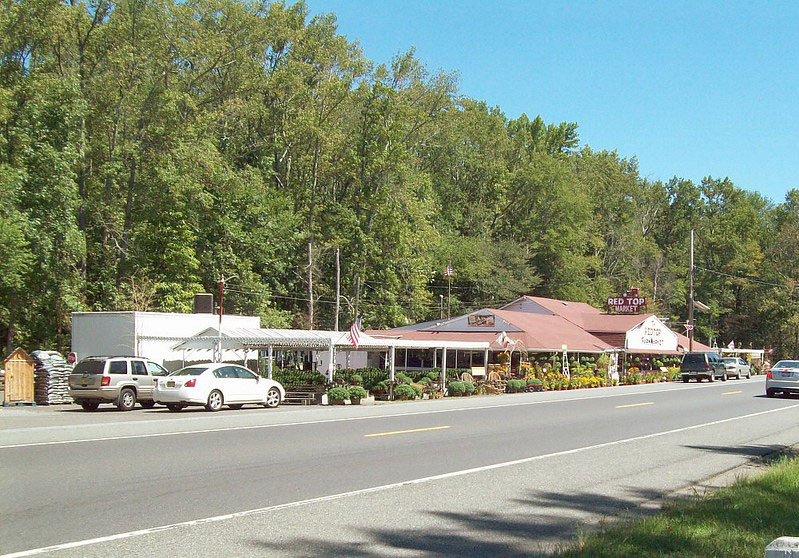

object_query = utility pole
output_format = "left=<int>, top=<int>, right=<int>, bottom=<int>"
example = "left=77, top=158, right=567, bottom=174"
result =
left=688, top=229, right=695, bottom=352
left=334, top=247, right=341, bottom=331
left=439, top=295, right=443, bottom=319
left=217, top=273, right=236, bottom=362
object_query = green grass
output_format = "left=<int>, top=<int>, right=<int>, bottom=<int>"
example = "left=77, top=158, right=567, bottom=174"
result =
left=557, top=454, right=799, bottom=557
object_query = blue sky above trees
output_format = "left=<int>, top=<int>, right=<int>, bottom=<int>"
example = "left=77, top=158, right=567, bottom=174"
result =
left=308, top=0, right=799, bottom=203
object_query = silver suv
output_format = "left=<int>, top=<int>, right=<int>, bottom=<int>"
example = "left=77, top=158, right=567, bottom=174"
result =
left=69, top=356, right=169, bottom=411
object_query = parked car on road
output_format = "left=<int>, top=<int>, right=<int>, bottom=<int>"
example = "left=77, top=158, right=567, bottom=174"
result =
left=69, top=356, right=170, bottom=411
left=766, top=360, right=799, bottom=398
left=680, top=352, right=727, bottom=382
left=721, top=357, right=752, bottom=379
left=153, top=363, right=285, bottom=411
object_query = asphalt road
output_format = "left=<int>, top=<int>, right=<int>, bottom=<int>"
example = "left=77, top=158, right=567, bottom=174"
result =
left=3, top=377, right=799, bottom=557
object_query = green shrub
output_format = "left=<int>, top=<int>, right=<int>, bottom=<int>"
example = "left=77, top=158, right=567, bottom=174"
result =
left=395, top=372, right=413, bottom=385
left=393, top=384, right=417, bottom=400
left=327, top=386, right=350, bottom=401
left=271, top=368, right=327, bottom=387
left=417, top=377, right=432, bottom=386
left=463, top=381, right=475, bottom=395
left=351, top=374, right=363, bottom=386
left=372, top=380, right=390, bottom=393
left=348, top=386, right=368, bottom=400
left=447, top=381, right=465, bottom=396
left=506, top=379, right=526, bottom=392
left=409, top=384, right=423, bottom=398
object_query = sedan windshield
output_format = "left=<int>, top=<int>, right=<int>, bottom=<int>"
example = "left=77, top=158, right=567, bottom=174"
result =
left=773, top=361, right=799, bottom=369
left=170, top=367, right=209, bottom=376
left=721, top=358, right=736, bottom=364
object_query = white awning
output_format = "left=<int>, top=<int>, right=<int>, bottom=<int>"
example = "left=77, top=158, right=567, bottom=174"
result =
left=139, top=326, right=490, bottom=352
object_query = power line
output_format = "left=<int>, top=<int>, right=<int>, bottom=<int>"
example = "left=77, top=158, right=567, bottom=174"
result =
left=695, top=266, right=788, bottom=289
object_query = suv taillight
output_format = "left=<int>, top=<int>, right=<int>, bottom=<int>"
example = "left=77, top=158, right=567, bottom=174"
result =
left=705, top=363, right=710, bottom=370
left=101, top=376, right=110, bottom=386
left=184, top=378, right=197, bottom=387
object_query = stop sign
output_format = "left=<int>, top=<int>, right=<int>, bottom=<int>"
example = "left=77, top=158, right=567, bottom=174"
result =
left=67, top=352, right=77, bottom=365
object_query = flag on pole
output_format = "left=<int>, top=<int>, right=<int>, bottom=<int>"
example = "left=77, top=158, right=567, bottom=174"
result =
left=495, top=331, right=514, bottom=348
left=727, top=340, right=735, bottom=349
left=348, top=313, right=364, bottom=349
left=444, top=264, right=453, bottom=277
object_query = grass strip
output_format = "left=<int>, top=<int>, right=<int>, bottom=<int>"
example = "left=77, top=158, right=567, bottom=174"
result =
left=557, top=454, right=799, bottom=557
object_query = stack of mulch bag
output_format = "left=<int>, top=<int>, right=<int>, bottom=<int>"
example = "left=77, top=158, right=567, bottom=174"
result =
left=32, top=351, right=73, bottom=405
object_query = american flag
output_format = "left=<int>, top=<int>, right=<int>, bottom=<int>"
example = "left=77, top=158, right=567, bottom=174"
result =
left=348, top=313, right=364, bottom=349
left=444, top=264, right=453, bottom=277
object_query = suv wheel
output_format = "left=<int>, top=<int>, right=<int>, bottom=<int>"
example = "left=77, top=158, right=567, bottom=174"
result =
left=682, top=376, right=690, bottom=383
left=80, top=401, right=100, bottom=411
left=721, top=372, right=727, bottom=381
left=117, top=388, right=136, bottom=411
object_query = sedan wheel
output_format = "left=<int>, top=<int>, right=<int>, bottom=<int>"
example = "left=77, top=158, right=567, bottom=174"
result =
left=166, top=403, right=185, bottom=412
left=264, top=387, right=281, bottom=408
left=707, top=374, right=714, bottom=383
left=206, top=390, right=223, bottom=412
left=140, top=400, right=156, bottom=409
left=721, top=373, right=727, bottom=381
left=117, top=388, right=136, bottom=411
left=228, top=404, right=243, bottom=410
left=766, top=389, right=777, bottom=398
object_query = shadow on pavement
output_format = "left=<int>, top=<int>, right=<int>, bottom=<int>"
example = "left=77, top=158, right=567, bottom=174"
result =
left=248, top=487, right=666, bottom=557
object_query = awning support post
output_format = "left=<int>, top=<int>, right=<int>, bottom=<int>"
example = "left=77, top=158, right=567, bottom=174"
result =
left=267, top=346, right=273, bottom=379
left=327, top=341, right=335, bottom=384
left=441, top=347, right=448, bottom=389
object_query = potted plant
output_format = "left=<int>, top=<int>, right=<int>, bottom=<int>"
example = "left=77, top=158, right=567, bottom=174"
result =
left=348, top=385, right=368, bottom=405
left=393, top=384, right=416, bottom=400
left=327, top=386, right=350, bottom=405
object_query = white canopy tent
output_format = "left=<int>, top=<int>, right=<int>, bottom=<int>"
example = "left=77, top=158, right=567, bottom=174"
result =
left=140, top=327, right=489, bottom=385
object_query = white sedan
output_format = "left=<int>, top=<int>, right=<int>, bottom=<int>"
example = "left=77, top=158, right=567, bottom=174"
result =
left=154, top=363, right=285, bottom=412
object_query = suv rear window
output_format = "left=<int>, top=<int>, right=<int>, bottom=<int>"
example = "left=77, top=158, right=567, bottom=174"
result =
left=73, top=361, right=105, bottom=375
left=682, top=354, right=706, bottom=365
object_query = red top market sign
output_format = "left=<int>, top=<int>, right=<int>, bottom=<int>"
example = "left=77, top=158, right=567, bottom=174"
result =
left=607, top=288, right=647, bottom=314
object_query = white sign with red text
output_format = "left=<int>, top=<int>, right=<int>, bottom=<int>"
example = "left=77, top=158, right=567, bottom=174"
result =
left=625, top=315, right=678, bottom=352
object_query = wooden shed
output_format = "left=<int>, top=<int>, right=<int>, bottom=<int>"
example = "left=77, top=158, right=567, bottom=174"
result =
left=3, top=348, right=35, bottom=404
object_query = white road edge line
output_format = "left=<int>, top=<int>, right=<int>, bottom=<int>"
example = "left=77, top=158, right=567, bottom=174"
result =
left=0, top=381, right=764, bottom=449
left=3, top=403, right=798, bottom=558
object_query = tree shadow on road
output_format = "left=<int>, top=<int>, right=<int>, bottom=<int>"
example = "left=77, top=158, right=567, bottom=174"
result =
left=247, top=487, right=667, bottom=557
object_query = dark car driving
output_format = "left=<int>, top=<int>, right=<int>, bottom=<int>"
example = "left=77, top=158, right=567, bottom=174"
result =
left=680, top=352, right=727, bottom=382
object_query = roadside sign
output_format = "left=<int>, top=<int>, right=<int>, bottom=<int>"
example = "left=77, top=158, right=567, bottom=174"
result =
left=67, top=352, right=77, bottom=365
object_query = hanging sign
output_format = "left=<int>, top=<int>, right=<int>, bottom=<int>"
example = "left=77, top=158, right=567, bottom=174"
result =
left=607, top=288, right=648, bottom=314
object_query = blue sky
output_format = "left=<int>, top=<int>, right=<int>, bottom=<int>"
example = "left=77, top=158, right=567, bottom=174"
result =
left=305, top=0, right=798, bottom=204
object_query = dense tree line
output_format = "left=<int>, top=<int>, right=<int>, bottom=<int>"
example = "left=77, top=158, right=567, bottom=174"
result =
left=1, top=0, right=797, bottom=357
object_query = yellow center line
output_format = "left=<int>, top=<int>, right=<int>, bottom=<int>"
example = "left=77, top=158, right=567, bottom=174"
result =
left=616, top=402, right=655, bottom=409
left=365, top=425, right=451, bottom=438
left=722, top=390, right=743, bottom=395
